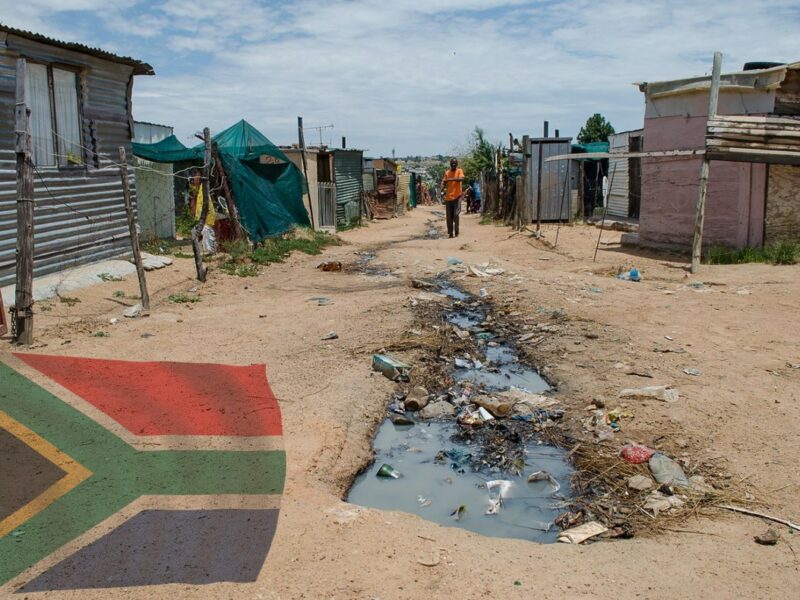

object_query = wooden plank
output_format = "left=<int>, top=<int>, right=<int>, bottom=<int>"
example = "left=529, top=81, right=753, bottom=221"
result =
left=765, top=164, right=800, bottom=243
left=544, top=149, right=705, bottom=163
left=706, top=147, right=800, bottom=165
left=14, top=57, right=34, bottom=345
left=118, top=146, right=150, bottom=310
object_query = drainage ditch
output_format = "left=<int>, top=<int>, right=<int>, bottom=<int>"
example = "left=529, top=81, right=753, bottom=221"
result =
left=348, top=281, right=575, bottom=543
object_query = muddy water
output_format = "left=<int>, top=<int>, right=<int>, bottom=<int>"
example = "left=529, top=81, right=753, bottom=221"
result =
left=348, top=282, right=573, bottom=543
left=348, top=421, right=571, bottom=542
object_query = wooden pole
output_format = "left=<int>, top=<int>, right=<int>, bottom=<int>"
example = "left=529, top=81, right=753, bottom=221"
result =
left=535, top=135, right=543, bottom=236
left=118, top=146, right=150, bottom=310
left=298, top=117, right=315, bottom=228
left=594, top=162, right=617, bottom=262
left=191, top=127, right=211, bottom=282
left=554, top=159, right=570, bottom=248
left=210, top=142, right=245, bottom=240
left=691, top=52, right=723, bottom=274
left=14, top=58, right=34, bottom=345
left=522, top=135, right=531, bottom=231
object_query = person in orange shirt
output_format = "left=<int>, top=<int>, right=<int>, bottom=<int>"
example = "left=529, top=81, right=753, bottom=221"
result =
left=440, top=158, right=465, bottom=238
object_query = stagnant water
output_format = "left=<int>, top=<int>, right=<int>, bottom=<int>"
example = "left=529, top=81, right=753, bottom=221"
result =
left=348, top=282, right=573, bottom=543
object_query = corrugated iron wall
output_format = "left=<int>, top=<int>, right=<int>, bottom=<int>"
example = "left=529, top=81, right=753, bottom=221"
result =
left=0, top=35, right=138, bottom=288
left=529, top=138, right=572, bottom=221
left=333, top=150, right=362, bottom=226
left=607, top=132, right=630, bottom=218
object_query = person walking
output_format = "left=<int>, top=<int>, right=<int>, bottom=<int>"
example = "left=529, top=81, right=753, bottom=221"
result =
left=441, top=158, right=465, bottom=237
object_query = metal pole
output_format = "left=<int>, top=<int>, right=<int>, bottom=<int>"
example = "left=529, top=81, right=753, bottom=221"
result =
left=691, top=52, right=723, bottom=273
left=594, top=162, right=617, bottom=262
left=118, top=146, right=150, bottom=310
left=14, top=58, right=34, bottom=345
left=554, top=160, right=570, bottom=248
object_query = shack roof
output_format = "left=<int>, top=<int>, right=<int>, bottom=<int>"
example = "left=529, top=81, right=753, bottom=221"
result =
left=636, top=61, right=800, bottom=99
left=0, top=22, right=154, bottom=75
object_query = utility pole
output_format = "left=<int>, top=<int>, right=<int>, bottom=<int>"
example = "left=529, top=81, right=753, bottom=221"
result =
left=691, top=52, right=723, bottom=273
left=14, top=58, right=34, bottom=345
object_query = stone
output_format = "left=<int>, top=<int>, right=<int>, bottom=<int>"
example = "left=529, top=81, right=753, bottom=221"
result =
left=123, top=303, right=142, bottom=318
left=419, top=400, right=456, bottom=419
left=755, top=528, right=780, bottom=546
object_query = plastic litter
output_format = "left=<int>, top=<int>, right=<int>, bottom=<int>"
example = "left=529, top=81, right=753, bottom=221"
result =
left=474, top=396, right=513, bottom=418
left=372, top=354, right=413, bottom=382
left=321, top=331, right=338, bottom=340
left=527, top=470, right=561, bottom=493
left=557, top=521, right=607, bottom=544
left=617, top=268, right=641, bottom=282
left=376, top=464, right=401, bottom=479
left=485, top=480, right=513, bottom=515
left=620, top=443, right=656, bottom=464
left=123, top=303, right=142, bottom=318
left=450, top=504, right=467, bottom=521
left=619, top=385, right=679, bottom=403
left=417, top=495, right=432, bottom=508
left=447, top=256, right=464, bottom=265
left=648, top=453, right=689, bottom=487
left=404, top=386, right=430, bottom=411
left=643, top=490, right=684, bottom=514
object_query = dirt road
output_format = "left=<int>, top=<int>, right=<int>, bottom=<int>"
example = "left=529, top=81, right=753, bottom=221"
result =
left=3, top=206, right=798, bottom=599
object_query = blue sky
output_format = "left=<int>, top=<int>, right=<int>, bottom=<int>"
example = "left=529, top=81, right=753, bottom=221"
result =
left=3, top=0, right=800, bottom=155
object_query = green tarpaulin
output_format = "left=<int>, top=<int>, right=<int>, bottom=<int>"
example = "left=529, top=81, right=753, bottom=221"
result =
left=132, top=120, right=309, bottom=241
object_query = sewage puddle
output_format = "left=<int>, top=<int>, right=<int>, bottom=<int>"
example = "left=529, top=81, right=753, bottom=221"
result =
left=348, top=281, right=574, bottom=543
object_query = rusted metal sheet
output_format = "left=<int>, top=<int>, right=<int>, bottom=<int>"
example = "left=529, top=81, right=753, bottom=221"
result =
left=0, top=30, right=152, bottom=288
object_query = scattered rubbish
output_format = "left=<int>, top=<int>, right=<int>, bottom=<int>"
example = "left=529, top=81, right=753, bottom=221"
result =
left=317, top=261, right=342, bottom=272
left=627, top=475, right=654, bottom=491
left=123, top=303, right=142, bottom=318
left=527, top=471, right=561, bottom=493
left=321, top=331, right=339, bottom=340
left=648, top=453, right=689, bottom=487
left=372, top=354, right=413, bottom=382
left=682, top=367, right=701, bottom=376
left=617, top=268, right=641, bottom=282
left=557, top=521, right=607, bottom=544
left=687, top=281, right=705, bottom=290
left=376, top=464, right=401, bottom=479
left=412, top=279, right=435, bottom=289
left=736, top=289, right=752, bottom=296
left=308, top=296, right=333, bottom=306
left=477, top=406, right=495, bottom=422
left=389, top=413, right=415, bottom=426
left=620, top=443, right=656, bottom=464
left=468, top=265, right=490, bottom=278
left=404, top=386, right=430, bottom=411
left=485, top=480, right=513, bottom=515
left=479, top=288, right=490, bottom=298
left=643, top=490, right=684, bottom=515
left=755, top=529, right=781, bottom=546
left=664, top=335, right=674, bottom=341
left=109, top=318, right=118, bottom=325
left=619, top=385, right=679, bottom=403
left=447, top=256, right=464, bottom=265
left=474, top=396, right=513, bottom=418
left=450, top=504, right=467, bottom=521
left=653, top=347, right=687, bottom=354
left=419, top=400, right=456, bottom=419
left=417, top=495, right=432, bottom=508
left=454, top=357, right=472, bottom=369
left=787, top=362, right=800, bottom=369
left=689, top=475, right=715, bottom=494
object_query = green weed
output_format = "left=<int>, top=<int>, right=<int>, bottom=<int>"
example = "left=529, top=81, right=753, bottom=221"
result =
left=704, top=242, right=800, bottom=266
left=168, top=293, right=200, bottom=304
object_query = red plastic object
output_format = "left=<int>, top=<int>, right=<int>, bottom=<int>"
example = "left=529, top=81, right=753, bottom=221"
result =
left=620, top=443, right=656, bottom=464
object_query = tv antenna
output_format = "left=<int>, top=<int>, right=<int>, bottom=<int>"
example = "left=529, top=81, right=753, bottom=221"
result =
left=303, top=123, right=334, bottom=147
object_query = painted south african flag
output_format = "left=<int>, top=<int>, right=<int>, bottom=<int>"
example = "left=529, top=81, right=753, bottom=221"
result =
left=0, top=353, right=284, bottom=592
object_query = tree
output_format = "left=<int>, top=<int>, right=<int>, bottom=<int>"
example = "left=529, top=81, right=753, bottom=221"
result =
left=577, top=113, right=615, bottom=143
left=460, top=126, right=498, bottom=182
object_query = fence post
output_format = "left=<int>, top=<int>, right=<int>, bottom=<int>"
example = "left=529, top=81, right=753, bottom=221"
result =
left=118, top=146, right=150, bottom=310
left=14, top=57, right=34, bottom=345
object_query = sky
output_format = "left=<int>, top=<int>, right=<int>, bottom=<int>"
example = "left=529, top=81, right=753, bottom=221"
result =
left=2, top=0, right=799, bottom=156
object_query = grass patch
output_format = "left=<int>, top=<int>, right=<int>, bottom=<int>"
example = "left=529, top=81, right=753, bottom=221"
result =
left=168, top=293, right=200, bottom=304
left=173, top=252, right=194, bottom=259
left=112, top=290, right=126, bottom=298
left=92, top=331, right=110, bottom=338
left=176, top=206, right=195, bottom=238
left=58, top=295, right=81, bottom=306
left=704, top=241, right=800, bottom=265
left=252, top=229, right=341, bottom=265
left=220, top=262, right=260, bottom=277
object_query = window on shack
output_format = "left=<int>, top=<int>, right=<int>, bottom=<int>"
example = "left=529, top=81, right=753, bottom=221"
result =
left=24, top=63, right=83, bottom=168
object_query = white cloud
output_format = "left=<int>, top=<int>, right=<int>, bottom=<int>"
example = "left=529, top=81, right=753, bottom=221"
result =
left=3, top=0, right=799, bottom=154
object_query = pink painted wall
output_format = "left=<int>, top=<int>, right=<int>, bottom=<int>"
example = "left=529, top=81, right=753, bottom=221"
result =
left=640, top=113, right=766, bottom=248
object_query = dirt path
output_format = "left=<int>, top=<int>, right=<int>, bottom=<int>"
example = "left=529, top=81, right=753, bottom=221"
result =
left=3, top=206, right=799, bottom=599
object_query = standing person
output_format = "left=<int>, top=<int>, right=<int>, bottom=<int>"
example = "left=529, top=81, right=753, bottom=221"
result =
left=441, top=158, right=465, bottom=238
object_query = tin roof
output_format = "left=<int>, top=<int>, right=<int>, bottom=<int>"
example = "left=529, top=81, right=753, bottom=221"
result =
left=0, top=22, right=154, bottom=75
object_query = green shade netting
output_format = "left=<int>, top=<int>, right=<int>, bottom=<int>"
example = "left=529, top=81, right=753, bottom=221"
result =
left=131, top=120, right=309, bottom=241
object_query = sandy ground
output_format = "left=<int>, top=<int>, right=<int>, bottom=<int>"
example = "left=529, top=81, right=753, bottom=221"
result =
left=2, top=205, right=799, bottom=599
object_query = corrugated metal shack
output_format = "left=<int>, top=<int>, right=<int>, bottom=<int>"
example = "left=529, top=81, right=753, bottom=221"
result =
left=527, top=137, right=573, bottom=221
left=331, top=149, right=363, bottom=227
left=637, top=61, right=800, bottom=249
left=282, top=147, right=334, bottom=230
left=607, top=130, right=643, bottom=219
left=133, top=121, right=175, bottom=239
left=0, top=24, right=153, bottom=287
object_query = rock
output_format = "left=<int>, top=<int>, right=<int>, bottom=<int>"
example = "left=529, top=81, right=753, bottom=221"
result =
left=140, top=252, right=173, bottom=271
left=755, top=528, right=780, bottom=546
left=592, top=397, right=606, bottom=409
left=649, top=453, right=690, bottom=487
left=122, top=303, right=142, bottom=318
left=619, top=385, right=679, bottom=403
left=628, top=475, right=654, bottom=491
left=419, top=400, right=456, bottom=419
